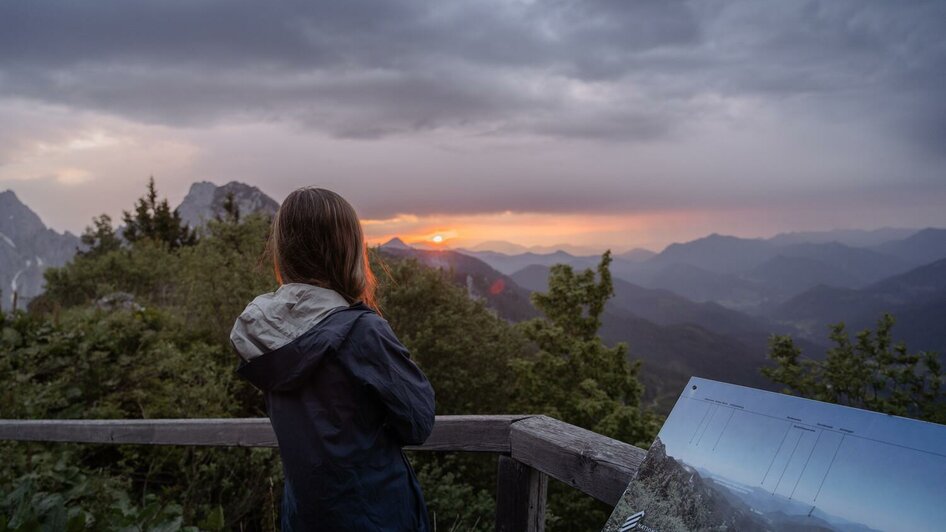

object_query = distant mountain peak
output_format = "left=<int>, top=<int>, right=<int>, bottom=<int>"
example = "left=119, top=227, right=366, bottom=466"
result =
left=703, top=232, right=762, bottom=242
left=768, top=227, right=918, bottom=247
left=618, top=247, right=656, bottom=262
left=913, top=227, right=946, bottom=237
left=873, top=227, right=946, bottom=267
left=1, top=190, right=80, bottom=310
left=463, top=240, right=601, bottom=256
left=0, top=189, right=53, bottom=240
left=380, top=237, right=412, bottom=250
left=176, top=180, right=279, bottom=227
left=466, top=240, right=529, bottom=254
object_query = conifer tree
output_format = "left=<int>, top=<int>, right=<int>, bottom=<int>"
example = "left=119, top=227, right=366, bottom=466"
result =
left=763, top=314, right=944, bottom=423
left=512, top=251, right=660, bottom=530
left=513, top=250, right=658, bottom=446
left=78, top=214, right=122, bottom=258
left=217, top=191, right=241, bottom=224
left=122, top=177, right=196, bottom=249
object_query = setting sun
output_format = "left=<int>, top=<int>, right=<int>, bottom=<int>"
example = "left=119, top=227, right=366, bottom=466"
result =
left=432, top=235, right=443, bottom=243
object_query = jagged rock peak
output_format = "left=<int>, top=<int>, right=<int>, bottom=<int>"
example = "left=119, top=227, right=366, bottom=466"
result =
left=176, top=181, right=279, bottom=228
left=0, top=189, right=80, bottom=310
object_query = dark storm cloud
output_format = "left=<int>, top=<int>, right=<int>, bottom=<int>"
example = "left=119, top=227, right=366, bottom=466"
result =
left=0, top=0, right=697, bottom=138
left=1, top=0, right=943, bottom=146
left=0, top=1, right=698, bottom=73
left=2, top=0, right=946, bottom=231
left=2, top=0, right=945, bottom=142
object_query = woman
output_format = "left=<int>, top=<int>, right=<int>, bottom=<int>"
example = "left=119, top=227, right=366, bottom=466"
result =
left=230, top=187, right=436, bottom=531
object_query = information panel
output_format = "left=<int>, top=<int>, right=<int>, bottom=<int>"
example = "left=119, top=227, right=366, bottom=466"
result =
left=602, top=377, right=946, bottom=532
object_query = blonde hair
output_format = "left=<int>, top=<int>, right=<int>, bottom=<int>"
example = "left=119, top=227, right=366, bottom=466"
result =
left=267, top=187, right=380, bottom=313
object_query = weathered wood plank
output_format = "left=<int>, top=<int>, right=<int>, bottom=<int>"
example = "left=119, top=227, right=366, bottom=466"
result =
left=508, top=415, right=646, bottom=506
left=0, top=418, right=280, bottom=447
left=405, top=415, right=528, bottom=453
left=0, top=415, right=527, bottom=453
left=495, top=455, right=547, bottom=532
left=0, top=414, right=650, bottom=507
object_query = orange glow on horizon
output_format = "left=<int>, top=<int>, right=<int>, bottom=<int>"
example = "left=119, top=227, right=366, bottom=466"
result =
left=360, top=209, right=724, bottom=253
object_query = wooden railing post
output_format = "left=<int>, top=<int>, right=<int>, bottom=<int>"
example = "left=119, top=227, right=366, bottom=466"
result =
left=495, top=455, right=547, bottom=532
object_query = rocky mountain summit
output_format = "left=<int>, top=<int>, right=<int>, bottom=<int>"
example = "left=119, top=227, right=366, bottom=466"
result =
left=0, top=190, right=80, bottom=310
left=176, top=181, right=279, bottom=228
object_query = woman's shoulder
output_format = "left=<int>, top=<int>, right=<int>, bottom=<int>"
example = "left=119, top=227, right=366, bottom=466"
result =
left=341, top=306, right=408, bottom=353
left=348, top=307, right=395, bottom=337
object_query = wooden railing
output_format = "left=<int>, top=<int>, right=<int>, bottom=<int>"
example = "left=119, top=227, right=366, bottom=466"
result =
left=0, top=415, right=647, bottom=532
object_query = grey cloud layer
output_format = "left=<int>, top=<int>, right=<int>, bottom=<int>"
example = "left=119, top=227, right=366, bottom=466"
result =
left=0, top=0, right=696, bottom=137
left=2, top=0, right=945, bottom=230
left=2, top=0, right=942, bottom=144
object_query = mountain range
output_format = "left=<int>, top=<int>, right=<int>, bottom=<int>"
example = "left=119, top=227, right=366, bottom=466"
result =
left=0, top=181, right=275, bottom=310
left=377, top=226, right=946, bottom=408
left=463, top=229, right=946, bottom=314
left=769, top=258, right=946, bottom=354
left=4, top=180, right=944, bottom=411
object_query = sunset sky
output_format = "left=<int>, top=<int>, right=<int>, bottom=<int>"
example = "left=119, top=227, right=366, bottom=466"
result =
left=1, top=1, right=944, bottom=253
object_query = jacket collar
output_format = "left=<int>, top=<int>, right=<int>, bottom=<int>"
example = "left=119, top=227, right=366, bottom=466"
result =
left=230, top=283, right=351, bottom=361
left=235, top=301, right=375, bottom=392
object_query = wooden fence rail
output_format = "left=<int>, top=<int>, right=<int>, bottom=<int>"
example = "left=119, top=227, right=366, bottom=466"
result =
left=0, top=415, right=647, bottom=532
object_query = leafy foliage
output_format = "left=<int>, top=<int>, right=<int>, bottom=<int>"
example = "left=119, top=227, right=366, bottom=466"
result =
left=3, top=449, right=197, bottom=532
left=0, top=305, right=282, bottom=530
left=510, top=251, right=660, bottom=531
left=512, top=251, right=659, bottom=446
left=376, top=254, right=526, bottom=415
left=370, top=253, right=528, bottom=529
left=412, top=456, right=495, bottom=532
left=763, top=313, right=944, bottom=423
left=175, top=213, right=275, bottom=348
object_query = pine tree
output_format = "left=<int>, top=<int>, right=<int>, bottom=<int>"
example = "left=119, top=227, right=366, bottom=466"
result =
left=513, top=250, right=658, bottom=445
left=78, top=214, right=122, bottom=258
left=122, top=177, right=196, bottom=249
left=763, top=314, right=944, bottom=423
left=511, top=251, right=660, bottom=531
left=217, top=191, right=241, bottom=224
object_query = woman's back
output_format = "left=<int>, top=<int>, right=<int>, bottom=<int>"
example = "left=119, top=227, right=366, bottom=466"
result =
left=232, top=283, right=435, bottom=530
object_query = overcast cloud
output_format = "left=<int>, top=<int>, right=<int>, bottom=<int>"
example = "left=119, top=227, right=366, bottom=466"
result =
left=0, top=0, right=944, bottom=246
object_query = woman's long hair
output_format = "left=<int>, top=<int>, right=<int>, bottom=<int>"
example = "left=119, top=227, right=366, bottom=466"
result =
left=266, top=187, right=380, bottom=313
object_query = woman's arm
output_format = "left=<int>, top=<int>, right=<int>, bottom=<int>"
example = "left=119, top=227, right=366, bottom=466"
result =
left=346, top=315, right=436, bottom=446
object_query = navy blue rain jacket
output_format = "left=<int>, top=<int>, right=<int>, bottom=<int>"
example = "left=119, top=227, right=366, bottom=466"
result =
left=234, top=296, right=435, bottom=531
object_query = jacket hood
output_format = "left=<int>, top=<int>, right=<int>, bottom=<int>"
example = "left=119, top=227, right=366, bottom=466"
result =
left=230, top=283, right=352, bottom=361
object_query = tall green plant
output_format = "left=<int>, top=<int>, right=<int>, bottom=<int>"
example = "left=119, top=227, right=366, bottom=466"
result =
left=512, top=251, right=658, bottom=445
left=511, top=251, right=659, bottom=531
left=122, top=177, right=196, bottom=249
left=763, top=314, right=944, bottom=423
left=78, top=214, right=122, bottom=259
